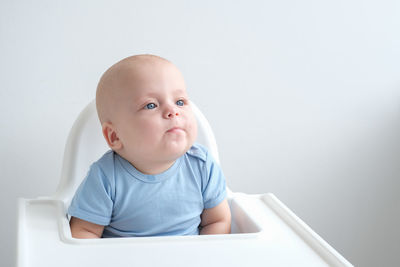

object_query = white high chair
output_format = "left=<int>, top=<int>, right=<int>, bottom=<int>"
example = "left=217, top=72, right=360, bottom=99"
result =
left=17, top=101, right=353, bottom=267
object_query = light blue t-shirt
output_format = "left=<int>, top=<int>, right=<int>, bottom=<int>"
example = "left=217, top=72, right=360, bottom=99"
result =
left=68, top=143, right=227, bottom=238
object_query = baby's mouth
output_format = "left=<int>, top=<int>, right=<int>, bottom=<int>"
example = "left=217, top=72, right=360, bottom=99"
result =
left=166, top=127, right=184, bottom=134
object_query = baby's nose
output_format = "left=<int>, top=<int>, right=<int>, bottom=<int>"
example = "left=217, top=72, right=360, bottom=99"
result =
left=164, top=106, right=179, bottom=119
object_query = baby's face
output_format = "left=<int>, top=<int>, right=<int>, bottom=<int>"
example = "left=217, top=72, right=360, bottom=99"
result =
left=110, top=60, right=197, bottom=172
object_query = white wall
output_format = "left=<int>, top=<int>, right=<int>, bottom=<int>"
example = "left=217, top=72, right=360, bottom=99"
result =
left=1, top=0, right=399, bottom=266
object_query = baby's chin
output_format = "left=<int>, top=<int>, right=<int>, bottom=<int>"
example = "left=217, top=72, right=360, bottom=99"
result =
left=162, top=139, right=194, bottom=159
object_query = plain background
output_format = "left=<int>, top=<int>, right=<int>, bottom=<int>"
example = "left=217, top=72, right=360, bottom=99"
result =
left=1, top=0, right=399, bottom=266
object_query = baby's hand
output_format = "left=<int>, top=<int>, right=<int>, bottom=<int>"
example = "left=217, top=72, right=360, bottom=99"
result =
left=199, top=199, right=231, bottom=235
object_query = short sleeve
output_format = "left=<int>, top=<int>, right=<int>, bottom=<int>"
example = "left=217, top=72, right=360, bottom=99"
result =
left=202, top=151, right=227, bottom=209
left=67, top=163, right=114, bottom=226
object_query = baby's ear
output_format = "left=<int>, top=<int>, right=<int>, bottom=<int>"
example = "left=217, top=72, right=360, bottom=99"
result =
left=102, top=122, right=122, bottom=150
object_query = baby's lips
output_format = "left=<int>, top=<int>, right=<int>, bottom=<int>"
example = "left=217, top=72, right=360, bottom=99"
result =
left=166, top=127, right=185, bottom=133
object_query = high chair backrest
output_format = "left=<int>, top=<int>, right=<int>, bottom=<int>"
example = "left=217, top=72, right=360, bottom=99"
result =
left=54, top=100, right=220, bottom=206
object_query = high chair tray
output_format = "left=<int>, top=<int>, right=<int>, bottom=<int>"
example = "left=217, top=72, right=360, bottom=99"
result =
left=17, top=192, right=352, bottom=267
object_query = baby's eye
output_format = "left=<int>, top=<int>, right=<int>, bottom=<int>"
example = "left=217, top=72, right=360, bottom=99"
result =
left=176, top=100, right=185, bottom=106
left=145, top=103, right=157, bottom=109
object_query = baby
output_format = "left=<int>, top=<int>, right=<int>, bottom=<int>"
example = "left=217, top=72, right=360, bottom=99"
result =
left=68, top=54, right=231, bottom=238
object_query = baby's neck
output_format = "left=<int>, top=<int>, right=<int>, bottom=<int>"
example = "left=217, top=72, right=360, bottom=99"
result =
left=129, top=159, right=176, bottom=175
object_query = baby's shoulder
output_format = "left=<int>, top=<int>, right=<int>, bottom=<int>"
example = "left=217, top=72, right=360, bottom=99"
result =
left=75, top=150, right=116, bottom=196
left=95, top=150, right=115, bottom=165
left=90, top=150, right=116, bottom=176
left=186, top=143, right=209, bottom=162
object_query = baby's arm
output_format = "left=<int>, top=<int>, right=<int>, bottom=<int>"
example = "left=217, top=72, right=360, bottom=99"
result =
left=70, top=216, right=104, bottom=238
left=199, top=199, right=231, bottom=235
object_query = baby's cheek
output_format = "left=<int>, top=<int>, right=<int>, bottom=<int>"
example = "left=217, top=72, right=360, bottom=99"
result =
left=141, top=120, right=161, bottom=134
left=187, top=117, right=198, bottom=142
left=133, top=126, right=158, bottom=148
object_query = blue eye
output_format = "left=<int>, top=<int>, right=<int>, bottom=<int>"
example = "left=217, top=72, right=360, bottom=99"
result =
left=145, top=103, right=157, bottom=109
left=176, top=100, right=184, bottom=106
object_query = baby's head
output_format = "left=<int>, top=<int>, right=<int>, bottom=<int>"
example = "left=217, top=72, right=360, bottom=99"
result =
left=96, top=54, right=197, bottom=174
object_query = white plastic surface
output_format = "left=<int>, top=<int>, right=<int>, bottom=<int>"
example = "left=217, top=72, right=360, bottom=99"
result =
left=16, top=101, right=353, bottom=267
